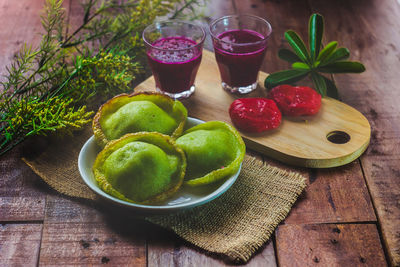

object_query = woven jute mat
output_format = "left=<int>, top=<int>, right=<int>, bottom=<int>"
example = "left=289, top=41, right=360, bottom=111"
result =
left=22, top=127, right=306, bottom=263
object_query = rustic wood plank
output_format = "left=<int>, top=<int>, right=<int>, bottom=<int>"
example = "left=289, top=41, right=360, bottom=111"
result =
left=0, top=0, right=44, bottom=77
left=248, top=243, right=277, bottom=267
left=285, top=160, right=376, bottom=224
left=66, top=0, right=85, bottom=35
left=0, top=146, right=47, bottom=222
left=44, top=195, right=105, bottom=223
left=0, top=0, right=50, bottom=221
left=0, top=147, right=49, bottom=197
left=0, top=223, right=42, bottom=266
left=307, top=0, right=400, bottom=265
left=39, top=222, right=146, bottom=266
left=0, top=0, right=70, bottom=78
left=276, top=223, right=387, bottom=266
left=147, top=225, right=277, bottom=266
left=196, top=0, right=235, bottom=51
left=0, top=197, right=45, bottom=222
left=362, top=158, right=400, bottom=266
left=40, top=195, right=147, bottom=265
left=147, top=226, right=226, bottom=267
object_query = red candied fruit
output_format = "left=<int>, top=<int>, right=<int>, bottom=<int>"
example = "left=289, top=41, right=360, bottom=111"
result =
left=229, top=98, right=282, bottom=133
left=268, top=85, right=321, bottom=116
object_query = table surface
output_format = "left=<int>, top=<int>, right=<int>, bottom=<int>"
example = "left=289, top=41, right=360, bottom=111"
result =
left=1, top=0, right=399, bottom=266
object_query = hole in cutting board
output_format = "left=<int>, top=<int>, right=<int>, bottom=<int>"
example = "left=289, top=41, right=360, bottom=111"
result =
left=326, top=131, right=351, bottom=144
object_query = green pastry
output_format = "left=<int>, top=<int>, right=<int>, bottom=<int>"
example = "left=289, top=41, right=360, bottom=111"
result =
left=93, top=132, right=186, bottom=204
left=176, top=121, right=245, bottom=186
left=93, top=92, right=187, bottom=147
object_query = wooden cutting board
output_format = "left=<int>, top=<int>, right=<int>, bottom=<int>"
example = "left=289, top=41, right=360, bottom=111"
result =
left=136, top=50, right=371, bottom=168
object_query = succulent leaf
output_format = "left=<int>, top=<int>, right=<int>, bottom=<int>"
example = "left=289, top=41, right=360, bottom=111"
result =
left=265, top=69, right=309, bottom=89
left=318, top=61, right=366, bottom=73
left=292, top=62, right=310, bottom=70
left=320, top=47, right=350, bottom=66
left=323, top=76, right=340, bottom=99
left=309, top=13, right=324, bottom=60
left=317, top=41, right=337, bottom=63
left=278, top=48, right=301, bottom=63
left=284, top=30, right=311, bottom=64
left=264, top=13, right=366, bottom=98
left=311, top=72, right=327, bottom=96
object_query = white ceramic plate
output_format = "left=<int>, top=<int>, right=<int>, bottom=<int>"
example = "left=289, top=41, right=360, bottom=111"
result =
left=78, top=117, right=241, bottom=212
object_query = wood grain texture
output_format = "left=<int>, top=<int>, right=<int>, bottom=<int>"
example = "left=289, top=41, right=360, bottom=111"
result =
left=0, top=0, right=44, bottom=78
left=0, top=146, right=48, bottom=222
left=307, top=0, right=400, bottom=265
left=41, top=195, right=149, bottom=265
left=0, top=0, right=49, bottom=222
left=44, top=195, right=105, bottom=223
left=136, top=50, right=370, bottom=168
left=0, top=223, right=42, bottom=266
left=199, top=0, right=236, bottom=51
left=276, top=224, right=387, bottom=267
left=147, top=225, right=277, bottom=267
left=285, top=160, right=376, bottom=224
left=39, top=222, right=146, bottom=266
left=0, top=197, right=45, bottom=222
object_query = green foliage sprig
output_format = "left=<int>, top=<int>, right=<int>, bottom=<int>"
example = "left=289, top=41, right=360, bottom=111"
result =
left=264, top=13, right=366, bottom=98
left=0, top=0, right=206, bottom=156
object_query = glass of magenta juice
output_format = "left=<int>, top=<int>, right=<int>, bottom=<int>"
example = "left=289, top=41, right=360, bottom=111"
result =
left=209, top=15, right=272, bottom=94
left=142, top=21, right=205, bottom=99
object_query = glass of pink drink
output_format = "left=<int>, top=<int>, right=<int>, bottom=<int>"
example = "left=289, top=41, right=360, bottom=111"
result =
left=143, top=21, right=205, bottom=99
left=210, top=15, right=272, bottom=94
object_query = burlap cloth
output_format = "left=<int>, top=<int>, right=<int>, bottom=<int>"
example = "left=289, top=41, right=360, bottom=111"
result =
left=22, top=127, right=306, bottom=263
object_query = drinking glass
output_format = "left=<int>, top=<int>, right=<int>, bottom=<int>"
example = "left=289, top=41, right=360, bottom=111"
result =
left=143, top=20, right=205, bottom=99
left=209, top=15, right=272, bottom=94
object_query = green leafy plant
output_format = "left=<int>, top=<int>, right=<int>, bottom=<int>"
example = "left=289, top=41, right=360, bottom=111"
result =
left=264, top=13, right=365, bottom=98
left=0, top=0, right=206, bottom=156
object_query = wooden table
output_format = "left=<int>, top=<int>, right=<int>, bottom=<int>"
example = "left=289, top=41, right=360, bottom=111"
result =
left=1, top=0, right=399, bottom=266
